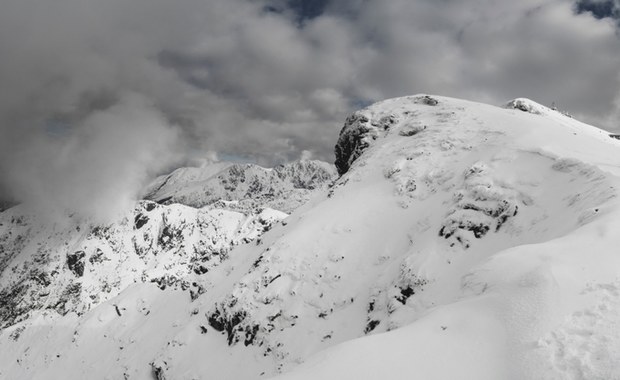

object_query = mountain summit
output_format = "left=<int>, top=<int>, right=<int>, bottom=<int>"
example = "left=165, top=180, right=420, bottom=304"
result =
left=2, top=95, right=620, bottom=379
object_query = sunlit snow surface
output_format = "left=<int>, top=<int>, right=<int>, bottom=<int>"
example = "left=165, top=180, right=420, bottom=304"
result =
left=3, top=95, right=620, bottom=379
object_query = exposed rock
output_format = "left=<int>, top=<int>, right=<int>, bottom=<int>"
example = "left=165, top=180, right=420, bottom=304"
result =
left=142, top=160, right=336, bottom=214
left=88, top=248, right=105, bottom=264
left=151, top=360, right=169, bottom=380
left=399, top=124, right=426, bottom=137
left=439, top=163, right=519, bottom=249
left=0, top=201, right=288, bottom=329
left=334, top=112, right=379, bottom=175
left=274, top=160, right=335, bottom=190
left=415, top=95, right=439, bottom=106
left=66, top=251, right=86, bottom=277
left=134, top=213, right=149, bottom=230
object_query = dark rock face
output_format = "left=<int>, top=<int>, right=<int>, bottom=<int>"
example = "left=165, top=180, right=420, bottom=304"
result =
left=151, top=360, right=168, bottom=380
left=0, top=270, right=85, bottom=329
left=334, top=112, right=375, bottom=176
left=134, top=213, right=149, bottom=230
left=0, top=281, right=29, bottom=329
left=144, top=201, right=157, bottom=212
left=364, top=319, right=380, bottom=334
left=417, top=95, right=438, bottom=106
left=363, top=272, right=428, bottom=336
left=66, top=251, right=86, bottom=277
left=334, top=112, right=400, bottom=175
left=207, top=308, right=255, bottom=346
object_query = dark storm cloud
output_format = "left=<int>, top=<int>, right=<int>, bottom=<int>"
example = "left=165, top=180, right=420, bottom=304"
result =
left=1, top=0, right=620, bottom=218
left=264, top=0, right=330, bottom=23
left=575, top=0, right=620, bottom=20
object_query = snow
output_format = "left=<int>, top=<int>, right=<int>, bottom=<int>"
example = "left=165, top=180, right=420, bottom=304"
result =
left=269, top=95, right=620, bottom=379
left=142, top=159, right=337, bottom=214
left=3, top=94, right=620, bottom=379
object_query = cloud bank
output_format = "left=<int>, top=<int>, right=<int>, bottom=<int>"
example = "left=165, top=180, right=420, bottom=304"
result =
left=1, top=0, right=619, bottom=217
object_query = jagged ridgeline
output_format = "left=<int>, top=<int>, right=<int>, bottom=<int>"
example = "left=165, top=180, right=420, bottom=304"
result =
left=2, top=95, right=620, bottom=380
left=143, top=160, right=337, bottom=214
left=0, top=158, right=337, bottom=332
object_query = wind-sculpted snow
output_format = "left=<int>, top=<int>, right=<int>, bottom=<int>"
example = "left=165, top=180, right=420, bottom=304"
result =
left=3, top=95, right=620, bottom=379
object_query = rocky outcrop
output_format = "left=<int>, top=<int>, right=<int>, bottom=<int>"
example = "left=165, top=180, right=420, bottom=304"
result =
left=0, top=201, right=287, bottom=329
left=334, top=112, right=379, bottom=176
left=334, top=95, right=438, bottom=175
left=66, top=251, right=86, bottom=277
left=274, top=160, right=335, bottom=190
left=438, top=163, right=519, bottom=249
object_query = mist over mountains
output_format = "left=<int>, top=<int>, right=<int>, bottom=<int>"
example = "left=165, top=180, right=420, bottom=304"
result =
left=2, top=0, right=620, bottom=222
left=2, top=0, right=620, bottom=378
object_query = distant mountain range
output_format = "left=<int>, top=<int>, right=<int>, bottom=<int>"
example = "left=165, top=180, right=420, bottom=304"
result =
left=143, top=159, right=337, bottom=214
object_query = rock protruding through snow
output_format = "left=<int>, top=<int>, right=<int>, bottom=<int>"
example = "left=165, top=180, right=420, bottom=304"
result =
left=143, top=160, right=336, bottom=214
left=4, top=94, right=620, bottom=380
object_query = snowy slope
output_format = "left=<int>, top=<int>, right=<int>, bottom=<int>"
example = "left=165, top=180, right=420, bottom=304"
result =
left=267, top=95, right=620, bottom=379
left=143, top=160, right=337, bottom=214
left=2, top=94, right=620, bottom=379
left=0, top=156, right=336, bottom=379
left=0, top=201, right=287, bottom=330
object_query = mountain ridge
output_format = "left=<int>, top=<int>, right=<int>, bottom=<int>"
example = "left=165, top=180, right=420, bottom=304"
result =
left=143, top=159, right=337, bottom=214
left=2, top=94, right=620, bottom=379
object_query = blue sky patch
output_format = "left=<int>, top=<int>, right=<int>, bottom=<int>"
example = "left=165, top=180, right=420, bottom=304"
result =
left=575, top=0, right=619, bottom=20
left=264, top=0, right=330, bottom=23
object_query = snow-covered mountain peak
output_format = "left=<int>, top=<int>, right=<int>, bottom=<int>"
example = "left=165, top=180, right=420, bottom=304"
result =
left=269, top=95, right=620, bottom=379
left=143, top=159, right=337, bottom=214
left=335, top=94, right=619, bottom=176
left=4, top=94, right=620, bottom=379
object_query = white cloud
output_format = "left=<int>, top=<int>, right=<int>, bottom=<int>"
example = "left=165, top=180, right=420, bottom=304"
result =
left=6, top=93, right=179, bottom=221
left=1, top=0, right=620, bottom=216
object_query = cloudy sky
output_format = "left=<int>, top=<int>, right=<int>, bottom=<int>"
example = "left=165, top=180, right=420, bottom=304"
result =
left=1, top=0, right=619, bottom=217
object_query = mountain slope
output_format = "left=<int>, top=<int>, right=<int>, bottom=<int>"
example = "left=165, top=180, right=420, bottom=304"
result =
left=2, top=94, right=620, bottom=379
left=266, top=95, right=620, bottom=379
left=0, top=201, right=287, bottom=330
